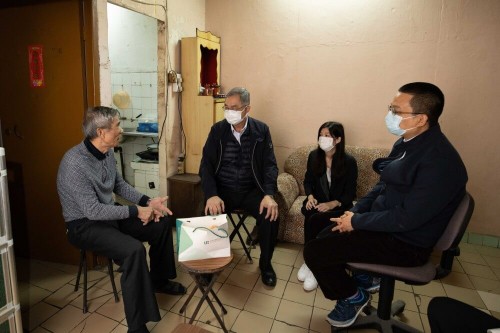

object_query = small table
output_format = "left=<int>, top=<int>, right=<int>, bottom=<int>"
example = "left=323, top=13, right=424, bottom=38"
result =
left=179, top=255, right=233, bottom=333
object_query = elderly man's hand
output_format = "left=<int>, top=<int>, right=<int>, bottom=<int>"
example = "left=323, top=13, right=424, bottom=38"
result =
left=260, top=195, right=278, bottom=222
left=138, top=206, right=154, bottom=225
left=148, top=196, right=172, bottom=222
left=205, top=196, right=225, bottom=216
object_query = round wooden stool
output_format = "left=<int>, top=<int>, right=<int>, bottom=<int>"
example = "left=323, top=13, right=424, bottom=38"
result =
left=179, top=254, right=233, bottom=333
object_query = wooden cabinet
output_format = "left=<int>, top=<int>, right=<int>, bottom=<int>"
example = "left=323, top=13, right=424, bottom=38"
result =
left=167, top=173, right=204, bottom=220
left=214, top=100, right=225, bottom=123
left=181, top=29, right=224, bottom=173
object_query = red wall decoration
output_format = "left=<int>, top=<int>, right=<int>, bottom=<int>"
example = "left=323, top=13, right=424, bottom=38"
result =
left=28, top=45, right=45, bottom=88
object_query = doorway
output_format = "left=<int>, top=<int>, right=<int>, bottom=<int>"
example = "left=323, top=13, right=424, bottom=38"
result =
left=107, top=3, right=161, bottom=198
left=0, top=0, right=93, bottom=264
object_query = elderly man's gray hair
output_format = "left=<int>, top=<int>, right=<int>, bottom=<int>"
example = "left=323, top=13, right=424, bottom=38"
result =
left=83, top=106, right=120, bottom=139
left=226, top=87, right=250, bottom=106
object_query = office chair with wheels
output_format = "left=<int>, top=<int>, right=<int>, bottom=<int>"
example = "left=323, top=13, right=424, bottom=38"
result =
left=336, top=192, right=475, bottom=333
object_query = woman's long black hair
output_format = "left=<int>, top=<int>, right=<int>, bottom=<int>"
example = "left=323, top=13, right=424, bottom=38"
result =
left=313, top=121, right=347, bottom=179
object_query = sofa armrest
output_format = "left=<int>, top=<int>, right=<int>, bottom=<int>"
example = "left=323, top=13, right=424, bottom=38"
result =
left=276, top=172, right=300, bottom=213
left=275, top=172, right=300, bottom=241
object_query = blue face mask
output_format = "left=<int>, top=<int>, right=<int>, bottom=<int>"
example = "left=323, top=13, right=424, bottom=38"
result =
left=385, top=111, right=417, bottom=136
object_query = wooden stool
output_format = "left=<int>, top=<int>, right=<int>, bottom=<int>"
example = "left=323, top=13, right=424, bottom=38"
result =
left=171, top=323, right=214, bottom=333
left=179, top=255, right=233, bottom=333
left=75, top=249, right=120, bottom=313
left=228, top=209, right=254, bottom=263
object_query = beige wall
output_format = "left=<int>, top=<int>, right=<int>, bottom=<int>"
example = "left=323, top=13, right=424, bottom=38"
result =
left=206, top=0, right=500, bottom=235
left=164, top=0, right=206, bottom=180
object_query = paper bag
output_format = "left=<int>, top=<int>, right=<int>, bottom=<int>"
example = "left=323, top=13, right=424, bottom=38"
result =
left=176, top=214, right=230, bottom=262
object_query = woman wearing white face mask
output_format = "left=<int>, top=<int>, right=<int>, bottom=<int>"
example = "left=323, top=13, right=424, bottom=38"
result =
left=297, top=121, right=358, bottom=291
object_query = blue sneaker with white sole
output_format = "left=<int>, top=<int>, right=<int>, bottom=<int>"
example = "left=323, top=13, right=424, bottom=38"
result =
left=326, top=288, right=370, bottom=327
left=354, top=273, right=381, bottom=293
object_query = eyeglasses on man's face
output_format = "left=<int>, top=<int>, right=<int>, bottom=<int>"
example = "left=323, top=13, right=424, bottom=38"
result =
left=224, top=105, right=248, bottom=112
left=388, top=105, right=424, bottom=116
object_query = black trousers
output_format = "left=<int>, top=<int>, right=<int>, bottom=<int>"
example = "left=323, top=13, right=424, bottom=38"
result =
left=67, top=216, right=177, bottom=330
left=219, top=187, right=279, bottom=269
left=428, top=297, right=500, bottom=333
left=301, top=205, right=344, bottom=243
left=303, top=229, right=431, bottom=299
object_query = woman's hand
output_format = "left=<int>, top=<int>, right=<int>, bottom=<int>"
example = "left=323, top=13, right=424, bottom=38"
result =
left=306, top=195, right=318, bottom=210
left=316, top=200, right=341, bottom=212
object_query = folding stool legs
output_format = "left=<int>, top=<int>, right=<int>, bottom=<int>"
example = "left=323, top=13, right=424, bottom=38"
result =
left=107, top=258, right=119, bottom=302
left=228, top=213, right=253, bottom=263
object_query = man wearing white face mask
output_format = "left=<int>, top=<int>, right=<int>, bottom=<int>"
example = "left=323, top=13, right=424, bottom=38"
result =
left=304, top=82, right=468, bottom=329
left=199, top=87, right=280, bottom=287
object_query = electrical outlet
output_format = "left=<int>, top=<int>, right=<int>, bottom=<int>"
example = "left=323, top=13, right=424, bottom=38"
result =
left=173, top=82, right=183, bottom=92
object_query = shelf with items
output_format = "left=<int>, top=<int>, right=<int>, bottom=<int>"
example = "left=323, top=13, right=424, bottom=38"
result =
left=122, top=130, right=158, bottom=137
left=181, top=29, right=225, bottom=174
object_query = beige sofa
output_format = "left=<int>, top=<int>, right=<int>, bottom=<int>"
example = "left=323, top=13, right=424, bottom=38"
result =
left=275, top=144, right=390, bottom=244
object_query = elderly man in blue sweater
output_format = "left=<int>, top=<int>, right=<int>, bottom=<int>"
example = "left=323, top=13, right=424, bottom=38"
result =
left=57, top=106, right=185, bottom=333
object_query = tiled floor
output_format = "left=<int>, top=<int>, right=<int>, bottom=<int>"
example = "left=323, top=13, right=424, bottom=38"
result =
left=17, top=222, right=500, bottom=333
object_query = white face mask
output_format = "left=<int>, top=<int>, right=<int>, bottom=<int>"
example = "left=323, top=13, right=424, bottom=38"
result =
left=318, top=136, right=335, bottom=152
left=224, top=108, right=246, bottom=125
left=385, top=111, right=418, bottom=136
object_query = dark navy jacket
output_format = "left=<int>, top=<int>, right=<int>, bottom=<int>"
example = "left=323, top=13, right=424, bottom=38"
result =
left=351, top=125, right=468, bottom=249
left=199, top=117, right=278, bottom=199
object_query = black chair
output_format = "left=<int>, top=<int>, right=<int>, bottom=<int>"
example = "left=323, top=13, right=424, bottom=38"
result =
left=74, top=249, right=120, bottom=313
left=336, top=192, right=475, bottom=333
left=228, top=209, right=255, bottom=263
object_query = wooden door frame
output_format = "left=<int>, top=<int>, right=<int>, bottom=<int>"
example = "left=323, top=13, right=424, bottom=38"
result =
left=94, top=1, right=167, bottom=193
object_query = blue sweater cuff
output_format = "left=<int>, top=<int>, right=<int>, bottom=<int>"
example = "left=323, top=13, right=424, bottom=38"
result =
left=139, top=195, right=150, bottom=207
left=128, top=205, right=138, bottom=218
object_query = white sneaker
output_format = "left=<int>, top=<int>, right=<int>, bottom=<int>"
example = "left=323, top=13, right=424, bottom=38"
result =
left=303, top=271, right=318, bottom=291
left=297, top=263, right=310, bottom=282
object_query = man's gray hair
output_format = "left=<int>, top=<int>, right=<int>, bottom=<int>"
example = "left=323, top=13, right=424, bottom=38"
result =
left=83, top=106, right=120, bottom=139
left=226, top=87, right=250, bottom=106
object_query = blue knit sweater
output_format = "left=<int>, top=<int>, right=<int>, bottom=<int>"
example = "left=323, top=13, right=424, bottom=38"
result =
left=57, top=140, right=148, bottom=222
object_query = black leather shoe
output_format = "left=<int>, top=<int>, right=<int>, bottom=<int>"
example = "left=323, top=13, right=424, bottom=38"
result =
left=154, top=280, right=187, bottom=295
left=246, top=225, right=259, bottom=246
left=260, top=265, right=277, bottom=287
